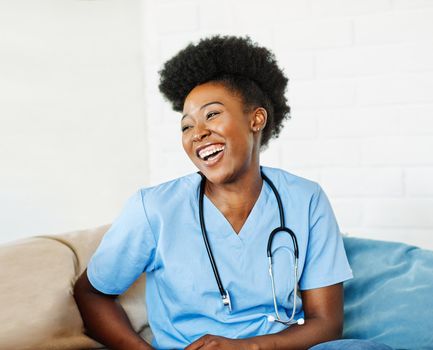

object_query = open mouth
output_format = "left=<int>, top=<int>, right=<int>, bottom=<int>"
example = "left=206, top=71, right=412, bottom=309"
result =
left=197, top=144, right=225, bottom=162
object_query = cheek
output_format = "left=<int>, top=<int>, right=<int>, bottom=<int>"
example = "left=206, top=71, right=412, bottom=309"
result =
left=182, top=135, right=195, bottom=158
left=181, top=136, right=188, bottom=152
left=228, top=125, right=253, bottom=151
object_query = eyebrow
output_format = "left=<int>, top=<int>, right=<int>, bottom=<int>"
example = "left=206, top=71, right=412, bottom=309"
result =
left=182, top=101, right=224, bottom=120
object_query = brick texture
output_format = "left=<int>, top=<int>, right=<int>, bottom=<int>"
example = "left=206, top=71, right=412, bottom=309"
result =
left=142, top=0, right=433, bottom=250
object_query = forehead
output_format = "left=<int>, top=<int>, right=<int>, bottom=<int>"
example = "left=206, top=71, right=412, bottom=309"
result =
left=183, top=82, right=242, bottom=113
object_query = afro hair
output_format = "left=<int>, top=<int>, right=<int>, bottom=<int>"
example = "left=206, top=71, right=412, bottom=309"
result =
left=158, top=35, right=290, bottom=149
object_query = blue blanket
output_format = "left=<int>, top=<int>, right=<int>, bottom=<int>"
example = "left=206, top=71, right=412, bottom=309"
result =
left=343, top=237, right=433, bottom=350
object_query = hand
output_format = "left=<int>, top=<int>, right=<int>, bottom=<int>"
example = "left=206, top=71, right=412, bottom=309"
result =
left=185, top=334, right=254, bottom=350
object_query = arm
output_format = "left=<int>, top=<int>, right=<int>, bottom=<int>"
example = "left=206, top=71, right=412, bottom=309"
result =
left=248, top=282, right=344, bottom=350
left=73, top=269, right=154, bottom=350
left=186, top=283, right=344, bottom=350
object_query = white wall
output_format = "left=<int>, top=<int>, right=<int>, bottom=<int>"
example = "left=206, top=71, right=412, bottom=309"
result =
left=0, top=0, right=148, bottom=244
left=2, top=0, right=432, bottom=250
left=142, top=0, right=433, bottom=250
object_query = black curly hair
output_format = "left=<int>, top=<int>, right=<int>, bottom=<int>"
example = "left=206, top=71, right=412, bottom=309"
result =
left=158, top=35, right=290, bottom=149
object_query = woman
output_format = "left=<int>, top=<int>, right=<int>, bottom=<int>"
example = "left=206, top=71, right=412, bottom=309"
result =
left=74, top=36, right=391, bottom=350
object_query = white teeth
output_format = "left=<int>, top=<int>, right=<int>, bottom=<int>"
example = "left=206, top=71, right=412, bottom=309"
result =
left=198, top=145, right=225, bottom=159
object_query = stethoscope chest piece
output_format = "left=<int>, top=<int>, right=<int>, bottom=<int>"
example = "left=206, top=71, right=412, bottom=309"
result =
left=222, top=289, right=232, bottom=312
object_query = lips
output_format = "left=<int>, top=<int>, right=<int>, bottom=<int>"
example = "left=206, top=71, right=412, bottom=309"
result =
left=196, top=143, right=225, bottom=160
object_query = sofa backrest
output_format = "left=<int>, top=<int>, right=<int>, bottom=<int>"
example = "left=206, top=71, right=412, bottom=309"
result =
left=0, top=225, right=150, bottom=350
left=343, top=236, right=433, bottom=350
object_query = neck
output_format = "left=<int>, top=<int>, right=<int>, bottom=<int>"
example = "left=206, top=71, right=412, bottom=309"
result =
left=204, top=165, right=263, bottom=212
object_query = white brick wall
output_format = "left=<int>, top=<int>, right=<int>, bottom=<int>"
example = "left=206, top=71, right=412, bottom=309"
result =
left=355, top=8, right=433, bottom=44
left=141, top=0, right=433, bottom=250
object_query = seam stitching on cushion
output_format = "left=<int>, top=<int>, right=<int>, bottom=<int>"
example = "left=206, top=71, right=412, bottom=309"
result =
left=34, top=235, right=80, bottom=279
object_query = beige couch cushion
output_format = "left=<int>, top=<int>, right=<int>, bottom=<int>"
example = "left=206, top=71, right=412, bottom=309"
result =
left=0, top=225, right=151, bottom=350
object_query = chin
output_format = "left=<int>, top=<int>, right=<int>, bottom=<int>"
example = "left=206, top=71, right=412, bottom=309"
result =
left=198, top=165, right=240, bottom=186
left=192, top=152, right=254, bottom=185
left=198, top=168, right=225, bottom=184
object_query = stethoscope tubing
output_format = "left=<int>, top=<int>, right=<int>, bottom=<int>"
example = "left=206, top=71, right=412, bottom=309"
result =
left=198, top=176, right=228, bottom=300
left=198, top=167, right=301, bottom=324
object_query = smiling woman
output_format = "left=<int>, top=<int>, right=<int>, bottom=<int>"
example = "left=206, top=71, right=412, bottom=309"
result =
left=181, top=82, right=265, bottom=188
left=73, top=36, right=393, bottom=350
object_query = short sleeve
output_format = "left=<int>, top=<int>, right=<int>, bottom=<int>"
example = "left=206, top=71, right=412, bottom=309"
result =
left=87, top=189, right=156, bottom=295
left=299, top=184, right=353, bottom=290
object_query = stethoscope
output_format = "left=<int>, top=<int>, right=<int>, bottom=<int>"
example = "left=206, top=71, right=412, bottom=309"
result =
left=198, top=168, right=305, bottom=326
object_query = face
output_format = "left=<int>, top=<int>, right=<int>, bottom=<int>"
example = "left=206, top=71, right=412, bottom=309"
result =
left=181, top=81, right=265, bottom=185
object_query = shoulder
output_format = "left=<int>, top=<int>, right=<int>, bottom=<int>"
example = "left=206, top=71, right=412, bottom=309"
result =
left=138, top=172, right=201, bottom=207
left=261, top=166, right=320, bottom=198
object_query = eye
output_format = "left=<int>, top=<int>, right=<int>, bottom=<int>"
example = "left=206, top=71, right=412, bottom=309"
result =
left=181, top=125, right=191, bottom=132
left=206, top=111, right=220, bottom=119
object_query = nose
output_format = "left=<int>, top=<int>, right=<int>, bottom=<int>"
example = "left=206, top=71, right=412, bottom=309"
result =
left=192, top=123, right=210, bottom=142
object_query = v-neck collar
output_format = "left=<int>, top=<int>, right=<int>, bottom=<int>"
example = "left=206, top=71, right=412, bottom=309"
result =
left=202, top=180, right=270, bottom=243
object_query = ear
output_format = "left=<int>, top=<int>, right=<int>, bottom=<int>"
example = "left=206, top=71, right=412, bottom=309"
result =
left=250, top=107, right=267, bottom=133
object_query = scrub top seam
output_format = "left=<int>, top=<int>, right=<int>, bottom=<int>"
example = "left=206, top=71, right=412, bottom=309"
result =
left=139, top=188, right=158, bottom=272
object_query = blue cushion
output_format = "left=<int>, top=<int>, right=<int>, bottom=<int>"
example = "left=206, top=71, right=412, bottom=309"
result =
left=342, top=236, right=433, bottom=350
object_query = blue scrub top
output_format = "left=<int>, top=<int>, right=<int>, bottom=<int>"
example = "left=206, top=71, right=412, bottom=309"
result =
left=87, top=166, right=353, bottom=349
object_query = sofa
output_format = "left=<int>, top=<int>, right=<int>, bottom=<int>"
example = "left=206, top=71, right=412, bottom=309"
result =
left=1, top=225, right=432, bottom=350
